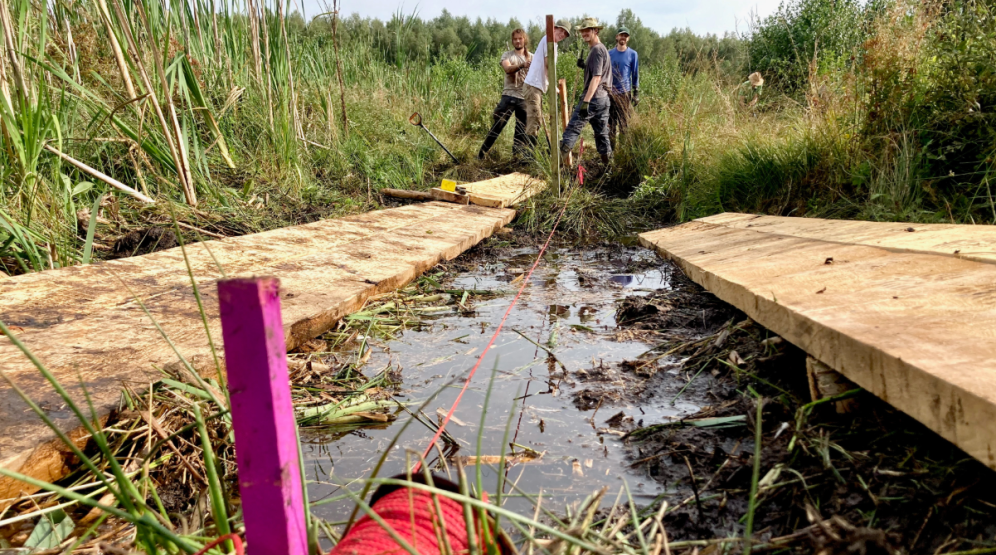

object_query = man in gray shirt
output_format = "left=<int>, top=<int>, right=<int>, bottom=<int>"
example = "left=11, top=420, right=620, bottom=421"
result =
left=560, top=18, right=614, bottom=166
left=478, top=29, right=533, bottom=159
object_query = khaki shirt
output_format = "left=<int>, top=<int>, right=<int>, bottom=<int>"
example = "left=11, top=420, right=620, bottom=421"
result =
left=500, top=49, right=532, bottom=99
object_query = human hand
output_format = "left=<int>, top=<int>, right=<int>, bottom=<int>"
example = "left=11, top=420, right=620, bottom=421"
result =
left=631, top=90, right=640, bottom=107
left=579, top=101, right=590, bottom=119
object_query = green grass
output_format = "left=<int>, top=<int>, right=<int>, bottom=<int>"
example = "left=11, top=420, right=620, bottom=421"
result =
left=6, top=0, right=996, bottom=277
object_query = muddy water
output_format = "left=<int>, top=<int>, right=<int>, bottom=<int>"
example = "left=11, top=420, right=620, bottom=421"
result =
left=303, top=246, right=697, bottom=520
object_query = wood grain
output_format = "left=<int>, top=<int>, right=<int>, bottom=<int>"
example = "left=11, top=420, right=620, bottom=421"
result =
left=640, top=215, right=996, bottom=470
left=461, top=172, right=545, bottom=208
left=0, top=202, right=513, bottom=504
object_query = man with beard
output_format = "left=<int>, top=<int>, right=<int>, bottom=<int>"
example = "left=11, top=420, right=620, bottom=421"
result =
left=478, top=29, right=532, bottom=159
left=560, top=18, right=613, bottom=166
left=607, top=26, right=639, bottom=148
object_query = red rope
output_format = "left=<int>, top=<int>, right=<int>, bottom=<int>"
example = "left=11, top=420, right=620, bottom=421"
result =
left=413, top=166, right=581, bottom=473
left=192, top=534, right=244, bottom=555
left=330, top=487, right=470, bottom=554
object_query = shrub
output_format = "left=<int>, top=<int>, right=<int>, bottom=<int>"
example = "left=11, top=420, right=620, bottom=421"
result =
left=744, top=0, right=873, bottom=93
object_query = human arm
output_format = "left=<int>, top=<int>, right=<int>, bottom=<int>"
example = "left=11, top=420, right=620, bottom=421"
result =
left=583, top=75, right=602, bottom=102
left=501, top=55, right=529, bottom=75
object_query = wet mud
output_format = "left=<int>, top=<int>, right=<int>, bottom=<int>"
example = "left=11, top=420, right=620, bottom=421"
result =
left=304, top=233, right=996, bottom=552
left=611, top=268, right=996, bottom=553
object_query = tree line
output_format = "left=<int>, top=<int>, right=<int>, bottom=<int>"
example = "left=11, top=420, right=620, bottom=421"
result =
left=297, top=8, right=742, bottom=70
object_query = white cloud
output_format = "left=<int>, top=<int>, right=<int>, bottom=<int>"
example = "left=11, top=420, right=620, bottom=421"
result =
left=295, top=0, right=784, bottom=37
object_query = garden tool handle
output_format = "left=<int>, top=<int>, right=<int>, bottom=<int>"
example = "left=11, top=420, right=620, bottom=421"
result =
left=409, top=112, right=423, bottom=127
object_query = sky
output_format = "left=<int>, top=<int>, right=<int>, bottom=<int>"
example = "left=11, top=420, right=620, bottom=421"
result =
left=295, top=0, right=784, bottom=37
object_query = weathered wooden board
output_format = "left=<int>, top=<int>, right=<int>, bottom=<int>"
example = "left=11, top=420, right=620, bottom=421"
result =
left=0, top=202, right=514, bottom=504
left=461, top=172, right=545, bottom=208
left=700, top=212, right=996, bottom=264
left=431, top=187, right=469, bottom=204
left=640, top=214, right=996, bottom=470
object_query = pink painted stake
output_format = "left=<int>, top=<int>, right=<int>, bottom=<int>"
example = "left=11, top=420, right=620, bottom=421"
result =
left=218, top=278, right=308, bottom=555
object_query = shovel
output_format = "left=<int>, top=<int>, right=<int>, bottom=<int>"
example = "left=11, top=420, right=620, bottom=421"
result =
left=409, top=112, right=459, bottom=164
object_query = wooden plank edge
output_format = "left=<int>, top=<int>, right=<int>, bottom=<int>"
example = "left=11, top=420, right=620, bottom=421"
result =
left=696, top=212, right=996, bottom=266
left=0, top=206, right=515, bottom=508
left=638, top=232, right=996, bottom=471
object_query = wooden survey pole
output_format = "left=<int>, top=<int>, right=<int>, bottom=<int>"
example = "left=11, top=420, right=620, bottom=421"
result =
left=545, top=15, right=561, bottom=196
left=558, top=78, right=572, bottom=166
left=219, top=278, right=308, bottom=555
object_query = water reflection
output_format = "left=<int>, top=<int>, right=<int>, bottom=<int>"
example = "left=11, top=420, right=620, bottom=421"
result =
left=303, top=246, right=686, bottom=522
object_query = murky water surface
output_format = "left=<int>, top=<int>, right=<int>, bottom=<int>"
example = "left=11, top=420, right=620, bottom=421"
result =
left=303, top=246, right=696, bottom=520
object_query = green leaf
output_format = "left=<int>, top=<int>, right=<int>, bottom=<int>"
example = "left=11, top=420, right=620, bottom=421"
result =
left=24, top=509, right=74, bottom=550
left=71, top=181, right=94, bottom=196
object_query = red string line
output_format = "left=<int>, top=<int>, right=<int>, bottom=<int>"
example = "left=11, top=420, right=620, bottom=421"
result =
left=413, top=157, right=583, bottom=473
left=192, top=534, right=244, bottom=555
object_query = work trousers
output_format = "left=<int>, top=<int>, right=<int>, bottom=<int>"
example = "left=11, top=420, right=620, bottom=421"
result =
left=523, top=84, right=544, bottom=137
left=560, top=95, right=612, bottom=156
left=608, top=91, right=632, bottom=148
left=479, top=95, right=528, bottom=156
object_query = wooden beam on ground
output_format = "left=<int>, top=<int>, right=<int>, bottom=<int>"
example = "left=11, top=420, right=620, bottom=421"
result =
left=382, top=188, right=431, bottom=201
left=0, top=202, right=513, bottom=505
left=430, top=187, right=470, bottom=204
left=640, top=213, right=996, bottom=469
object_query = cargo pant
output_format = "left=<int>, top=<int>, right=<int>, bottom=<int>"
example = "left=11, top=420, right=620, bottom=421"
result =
left=608, top=91, right=632, bottom=149
left=523, top=84, right=544, bottom=138
left=479, top=95, right=528, bottom=156
left=560, top=95, right=612, bottom=156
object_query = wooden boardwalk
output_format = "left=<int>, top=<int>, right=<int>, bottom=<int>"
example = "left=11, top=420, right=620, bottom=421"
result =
left=641, top=213, right=996, bottom=470
left=0, top=202, right=513, bottom=502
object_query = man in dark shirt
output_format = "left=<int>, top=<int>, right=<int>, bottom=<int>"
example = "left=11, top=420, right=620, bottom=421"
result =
left=560, top=18, right=614, bottom=166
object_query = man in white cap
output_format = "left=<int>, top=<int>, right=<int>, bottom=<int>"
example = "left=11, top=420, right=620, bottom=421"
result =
left=521, top=19, right=571, bottom=152
left=560, top=17, right=613, bottom=165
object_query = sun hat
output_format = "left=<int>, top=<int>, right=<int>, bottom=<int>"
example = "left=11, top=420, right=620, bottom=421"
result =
left=749, top=72, right=765, bottom=87
left=577, top=17, right=603, bottom=31
left=555, top=19, right=572, bottom=37
left=616, top=26, right=631, bottom=36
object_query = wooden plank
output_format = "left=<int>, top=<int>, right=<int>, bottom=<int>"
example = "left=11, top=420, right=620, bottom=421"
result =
left=220, top=278, right=307, bottom=555
left=700, top=212, right=996, bottom=264
left=431, top=187, right=469, bottom=204
left=461, top=172, right=545, bottom=208
left=0, top=202, right=513, bottom=504
left=640, top=215, right=996, bottom=470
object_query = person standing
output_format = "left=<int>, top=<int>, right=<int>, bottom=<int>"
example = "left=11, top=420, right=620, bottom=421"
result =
left=608, top=26, right=639, bottom=148
left=478, top=29, right=533, bottom=159
left=560, top=18, right=613, bottom=165
left=521, top=19, right=571, bottom=151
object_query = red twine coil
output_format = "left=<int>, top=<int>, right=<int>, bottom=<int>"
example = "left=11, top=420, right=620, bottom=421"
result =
left=330, top=487, right=471, bottom=555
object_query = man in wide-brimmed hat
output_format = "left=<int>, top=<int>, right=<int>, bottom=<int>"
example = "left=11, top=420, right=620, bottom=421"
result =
left=561, top=17, right=614, bottom=166
left=522, top=19, right=571, bottom=151
left=608, top=26, right=639, bottom=148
